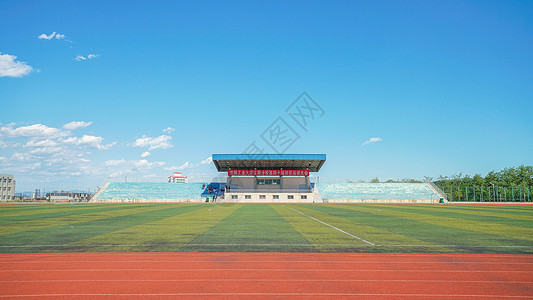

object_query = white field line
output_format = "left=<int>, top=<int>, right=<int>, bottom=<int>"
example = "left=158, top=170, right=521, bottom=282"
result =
left=0, top=294, right=531, bottom=298
left=281, top=205, right=375, bottom=245
left=1, top=260, right=532, bottom=265
left=0, top=269, right=531, bottom=273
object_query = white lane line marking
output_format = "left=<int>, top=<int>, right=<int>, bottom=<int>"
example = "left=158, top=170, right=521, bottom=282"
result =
left=1, top=279, right=531, bottom=283
left=0, top=293, right=530, bottom=298
left=0, top=269, right=530, bottom=273
left=282, top=205, right=376, bottom=245
left=1, top=260, right=532, bottom=265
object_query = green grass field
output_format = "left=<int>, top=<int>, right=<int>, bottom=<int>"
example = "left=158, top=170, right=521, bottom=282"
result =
left=1, top=203, right=532, bottom=254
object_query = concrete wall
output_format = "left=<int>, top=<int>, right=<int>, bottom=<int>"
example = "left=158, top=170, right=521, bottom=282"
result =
left=225, top=192, right=317, bottom=203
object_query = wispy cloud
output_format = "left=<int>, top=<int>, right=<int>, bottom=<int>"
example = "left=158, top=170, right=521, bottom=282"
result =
left=0, top=124, right=67, bottom=138
left=0, top=53, right=34, bottom=78
left=61, top=135, right=116, bottom=150
left=141, top=151, right=151, bottom=158
left=162, top=127, right=175, bottom=134
left=362, top=137, right=383, bottom=146
left=74, top=54, right=99, bottom=61
left=165, top=161, right=192, bottom=171
left=38, top=32, right=68, bottom=41
left=200, top=156, right=212, bottom=165
left=62, top=121, right=92, bottom=131
left=133, top=135, right=173, bottom=150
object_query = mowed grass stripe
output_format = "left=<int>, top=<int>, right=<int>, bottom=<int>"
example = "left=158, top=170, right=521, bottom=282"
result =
left=70, top=204, right=242, bottom=252
left=342, top=205, right=533, bottom=242
left=0, top=205, right=136, bottom=224
left=282, top=205, right=436, bottom=251
left=450, top=205, right=533, bottom=215
left=317, top=205, right=531, bottom=253
left=272, top=205, right=367, bottom=252
left=0, top=205, right=164, bottom=236
left=300, top=205, right=451, bottom=252
left=0, top=205, right=203, bottom=253
left=181, top=205, right=313, bottom=252
left=0, top=204, right=115, bottom=217
left=398, top=206, right=533, bottom=227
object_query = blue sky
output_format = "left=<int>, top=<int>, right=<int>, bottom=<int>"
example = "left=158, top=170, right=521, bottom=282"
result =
left=1, top=0, right=532, bottom=192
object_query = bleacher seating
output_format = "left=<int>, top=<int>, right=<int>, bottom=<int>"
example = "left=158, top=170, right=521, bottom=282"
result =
left=95, top=182, right=205, bottom=200
left=318, top=183, right=436, bottom=200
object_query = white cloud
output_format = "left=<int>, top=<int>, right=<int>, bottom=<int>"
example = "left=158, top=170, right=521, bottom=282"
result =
left=62, top=135, right=116, bottom=150
left=38, top=32, right=56, bottom=40
left=163, top=127, right=175, bottom=134
left=133, top=135, right=173, bottom=150
left=177, top=161, right=191, bottom=170
left=38, top=32, right=67, bottom=40
left=62, top=121, right=92, bottom=131
left=141, top=151, right=151, bottom=158
left=200, top=156, right=212, bottom=165
left=25, top=139, right=59, bottom=148
left=0, top=124, right=67, bottom=138
left=75, top=54, right=99, bottom=61
left=165, top=161, right=193, bottom=171
left=102, top=159, right=165, bottom=177
left=362, top=137, right=383, bottom=146
left=0, top=53, right=34, bottom=78
left=30, top=147, right=63, bottom=155
left=12, top=152, right=35, bottom=161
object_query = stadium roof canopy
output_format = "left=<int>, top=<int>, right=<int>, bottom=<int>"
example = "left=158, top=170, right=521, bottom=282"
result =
left=212, top=154, right=326, bottom=172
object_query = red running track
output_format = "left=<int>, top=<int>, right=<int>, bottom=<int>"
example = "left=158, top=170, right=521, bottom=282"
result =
left=0, top=252, right=532, bottom=299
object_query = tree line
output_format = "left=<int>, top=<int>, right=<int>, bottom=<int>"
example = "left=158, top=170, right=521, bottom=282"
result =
left=432, top=165, right=532, bottom=202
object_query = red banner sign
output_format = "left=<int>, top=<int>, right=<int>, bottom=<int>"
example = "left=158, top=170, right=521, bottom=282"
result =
left=228, top=169, right=309, bottom=176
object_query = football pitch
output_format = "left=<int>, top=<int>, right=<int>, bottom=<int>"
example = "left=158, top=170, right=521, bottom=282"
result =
left=1, top=203, right=532, bottom=254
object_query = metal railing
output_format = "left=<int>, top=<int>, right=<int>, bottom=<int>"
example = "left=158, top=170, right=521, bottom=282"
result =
left=425, top=180, right=448, bottom=201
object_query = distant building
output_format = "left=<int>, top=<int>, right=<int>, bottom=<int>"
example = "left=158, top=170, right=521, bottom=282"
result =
left=168, top=172, right=188, bottom=183
left=46, top=191, right=91, bottom=202
left=0, top=175, right=15, bottom=202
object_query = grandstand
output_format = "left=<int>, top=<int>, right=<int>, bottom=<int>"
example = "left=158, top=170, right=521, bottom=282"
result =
left=318, top=182, right=438, bottom=203
left=92, top=182, right=441, bottom=203
left=91, top=153, right=442, bottom=203
left=93, top=182, right=206, bottom=202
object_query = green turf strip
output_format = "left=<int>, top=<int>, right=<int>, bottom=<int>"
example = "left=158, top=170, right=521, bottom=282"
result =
left=272, top=204, right=369, bottom=252
left=69, top=204, right=242, bottom=252
left=380, top=205, right=533, bottom=234
left=0, top=205, right=99, bottom=217
left=0, top=204, right=110, bottom=217
left=448, top=205, right=533, bottom=215
left=0, top=205, right=162, bottom=235
left=395, top=205, right=533, bottom=227
left=280, top=205, right=440, bottom=253
left=0, top=205, right=203, bottom=253
left=181, top=204, right=313, bottom=252
left=0, top=205, right=139, bottom=224
left=309, top=205, right=532, bottom=253
left=337, top=205, right=533, bottom=252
